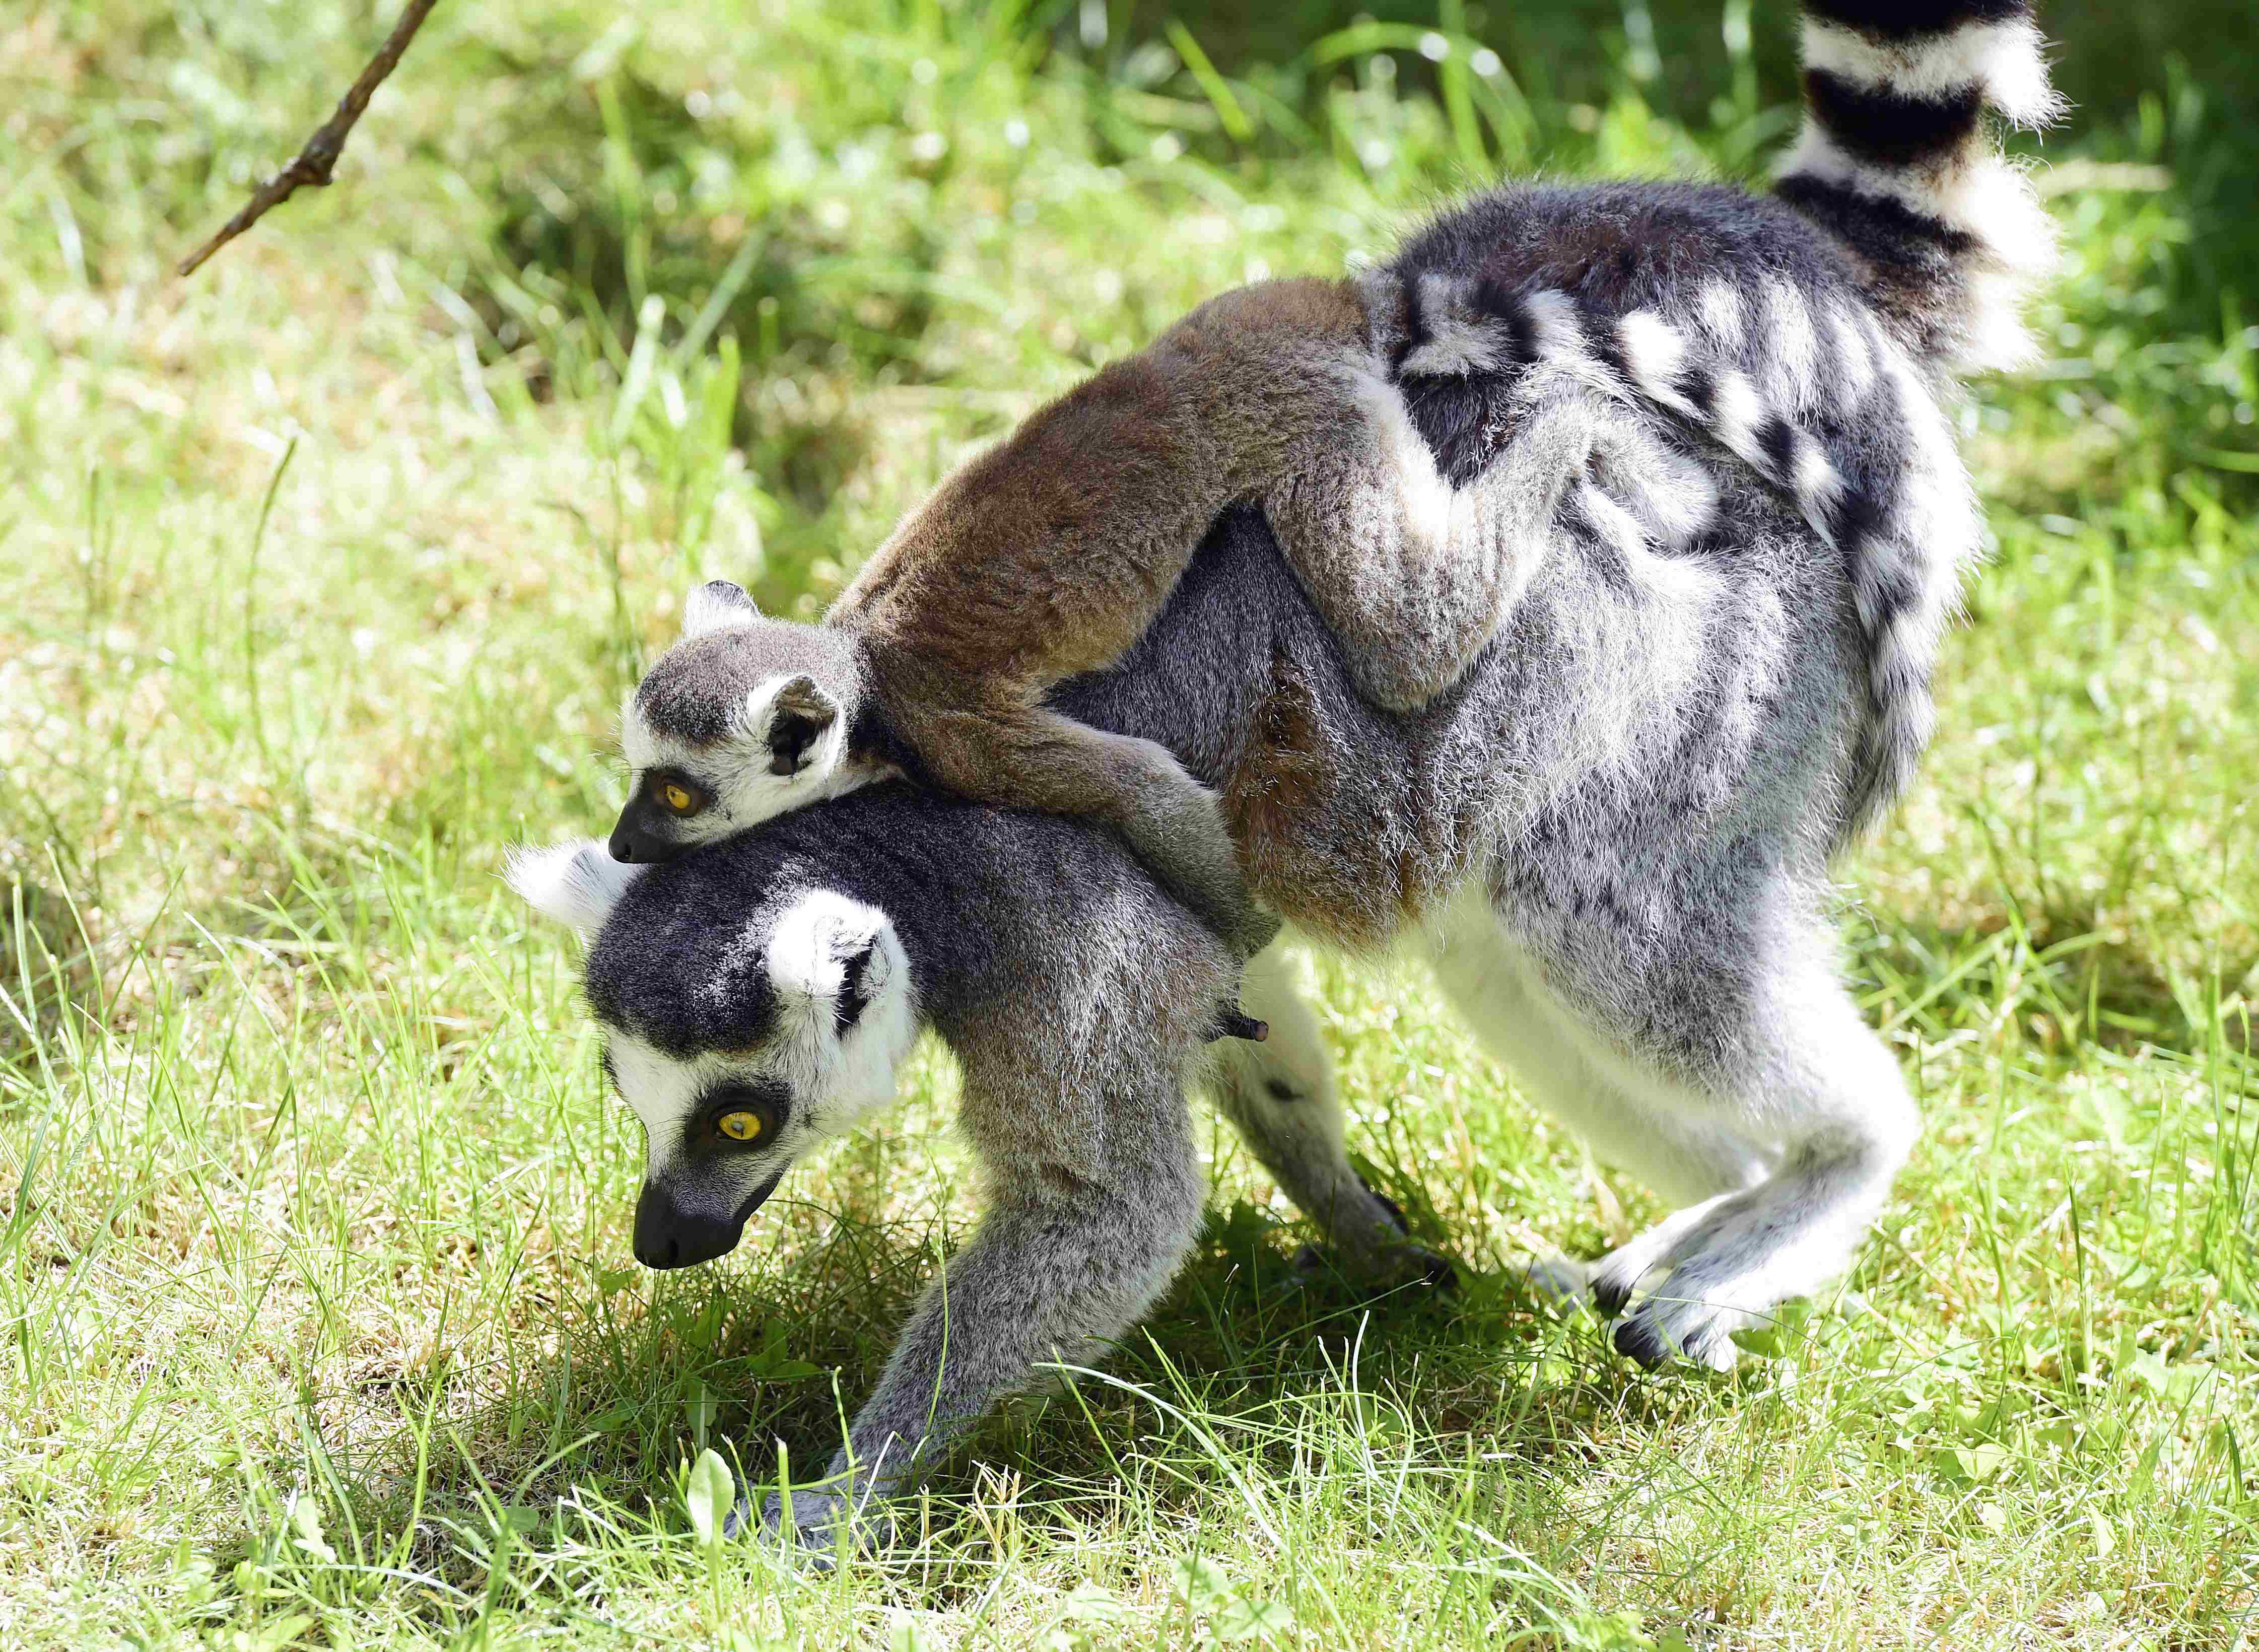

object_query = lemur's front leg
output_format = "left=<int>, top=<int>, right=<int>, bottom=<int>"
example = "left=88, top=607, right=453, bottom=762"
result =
left=890, top=688, right=1280, bottom=959
left=748, top=1077, right=1206, bottom=1556
left=1205, top=947, right=1456, bottom=1287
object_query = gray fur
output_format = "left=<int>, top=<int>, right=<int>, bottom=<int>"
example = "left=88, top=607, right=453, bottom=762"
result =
left=517, top=476, right=1918, bottom=1546
left=515, top=793, right=1252, bottom=1552
left=1368, top=195, right=1984, bottom=844
left=610, top=2, right=2055, bottom=914
left=1062, top=500, right=1914, bottom=1374
left=512, top=0, right=2066, bottom=1550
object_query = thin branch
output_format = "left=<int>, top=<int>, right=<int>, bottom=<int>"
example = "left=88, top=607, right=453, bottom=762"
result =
left=177, top=0, right=442, bottom=279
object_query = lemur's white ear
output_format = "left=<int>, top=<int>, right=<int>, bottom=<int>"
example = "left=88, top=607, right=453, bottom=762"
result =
left=507, top=839, right=650, bottom=938
left=745, top=672, right=844, bottom=779
left=1398, top=271, right=1522, bottom=379
left=682, top=579, right=759, bottom=639
left=765, top=889, right=898, bottom=1036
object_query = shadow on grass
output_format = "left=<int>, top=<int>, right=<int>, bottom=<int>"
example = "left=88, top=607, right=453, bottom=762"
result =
left=1857, top=908, right=2255, bottom=1063
left=304, top=1187, right=1638, bottom=1606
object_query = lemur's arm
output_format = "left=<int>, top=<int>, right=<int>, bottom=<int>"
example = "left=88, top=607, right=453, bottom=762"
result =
left=754, top=1071, right=1206, bottom=1552
left=1166, top=278, right=1605, bottom=714
left=835, top=276, right=1620, bottom=715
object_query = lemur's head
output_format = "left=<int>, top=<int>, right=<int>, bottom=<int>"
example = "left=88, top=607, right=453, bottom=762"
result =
left=610, top=581, right=865, bottom=865
left=508, top=838, right=918, bottom=1270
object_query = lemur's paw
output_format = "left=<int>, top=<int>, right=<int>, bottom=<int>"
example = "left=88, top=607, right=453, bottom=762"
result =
left=1366, top=1188, right=1409, bottom=1233
left=1292, top=1237, right=1459, bottom=1294
left=1588, top=1258, right=1642, bottom=1319
left=1409, top=1246, right=1460, bottom=1291
left=744, top=1483, right=893, bottom=1567
left=1610, top=1288, right=1748, bottom=1375
left=1205, top=1003, right=1271, bottom=1044
left=1588, top=1236, right=1679, bottom=1317
left=1363, top=1186, right=1459, bottom=1288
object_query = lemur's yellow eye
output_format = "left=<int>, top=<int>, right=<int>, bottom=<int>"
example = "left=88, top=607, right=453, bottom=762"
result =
left=654, top=780, right=704, bottom=815
left=716, top=1111, right=763, bottom=1142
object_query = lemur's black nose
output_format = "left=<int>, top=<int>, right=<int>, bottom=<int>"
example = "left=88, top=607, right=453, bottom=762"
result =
left=609, top=830, right=641, bottom=864
left=633, top=1183, right=743, bottom=1270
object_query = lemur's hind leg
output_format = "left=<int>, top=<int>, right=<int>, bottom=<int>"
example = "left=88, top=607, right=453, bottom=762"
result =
left=1265, top=359, right=1607, bottom=714
left=898, top=696, right=1278, bottom=959
left=1423, top=889, right=1778, bottom=1212
left=1205, top=947, right=1452, bottom=1285
left=1429, top=880, right=1913, bottom=1370
left=1594, top=972, right=1916, bottom=1371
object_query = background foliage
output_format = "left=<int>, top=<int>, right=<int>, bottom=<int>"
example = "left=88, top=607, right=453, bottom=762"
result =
left=2, top=2, right=2255, bottom=1646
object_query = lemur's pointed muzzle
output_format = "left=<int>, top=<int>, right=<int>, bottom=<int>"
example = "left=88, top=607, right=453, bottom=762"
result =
left=608, top=801, right=672, bottom=866
left=631, top=1173, right=784, bottom=1269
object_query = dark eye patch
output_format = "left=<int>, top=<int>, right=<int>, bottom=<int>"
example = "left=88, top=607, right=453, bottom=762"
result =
left=645, top=768, right=711, bottom=815
left=681, top=1078, right=791, bottom=1159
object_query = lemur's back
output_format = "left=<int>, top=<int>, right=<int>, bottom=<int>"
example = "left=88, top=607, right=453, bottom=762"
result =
left=1055, top=447, right=1847, bottom=957
left=1059, top=0, right=2074, bottom=946
left=1058, top=184, right=1893, bottom=951
left=612, top=0, right=2051, bottom=974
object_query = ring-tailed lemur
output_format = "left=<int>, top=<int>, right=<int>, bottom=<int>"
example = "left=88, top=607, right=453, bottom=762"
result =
left=604, top=0, right=2060, bottom=962
left=516, top=0, right=2062, bottom=1551
left=512, top=784, right=1432, bottom=1554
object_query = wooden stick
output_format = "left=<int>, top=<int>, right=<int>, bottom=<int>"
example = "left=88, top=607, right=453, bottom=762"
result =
left=177, top=0, right=442, bottom=279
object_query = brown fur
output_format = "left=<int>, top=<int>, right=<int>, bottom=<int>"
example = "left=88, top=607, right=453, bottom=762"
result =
left=826, top=277, right=1526, bottom=955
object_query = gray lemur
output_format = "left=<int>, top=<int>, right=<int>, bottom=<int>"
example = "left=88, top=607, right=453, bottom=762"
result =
left=517, top=0, right=2061, bottom=1551
left=603, top=5, right=2060, bottom=961
left=512, top=787, right=1357, bottom=1553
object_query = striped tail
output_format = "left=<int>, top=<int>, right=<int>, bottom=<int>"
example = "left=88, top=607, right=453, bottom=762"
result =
left=1774, top=1, right=2064, bottom=376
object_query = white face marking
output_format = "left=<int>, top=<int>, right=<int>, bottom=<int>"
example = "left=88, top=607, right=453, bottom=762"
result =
left=599, top=890, right=920, bottom=1221
left=618, top=673, right=870, bottom=852
left=608, top=1036, right=741, bottom=1189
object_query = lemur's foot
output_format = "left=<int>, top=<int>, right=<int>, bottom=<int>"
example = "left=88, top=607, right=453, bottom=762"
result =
left=1292, top=1238, right=1459, bottom=1292
left=1366, top=1186, right=1460, bottom=1290
left=1199, top=909, right=1282, bottom=1045
left=1293, top=1183, right=1459, bottom=1291
left=731, top=1478, right=896, bottom=1567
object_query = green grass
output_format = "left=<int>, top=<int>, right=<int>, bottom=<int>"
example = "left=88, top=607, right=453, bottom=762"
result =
left=4, top=1, right=2256, bottom=1645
